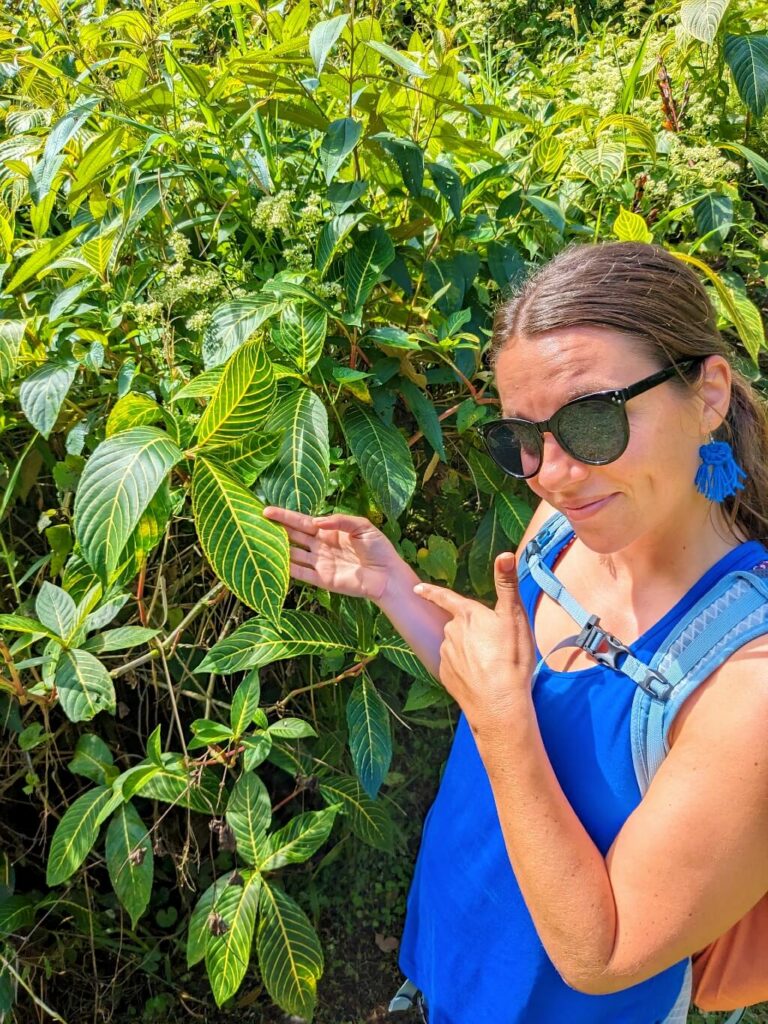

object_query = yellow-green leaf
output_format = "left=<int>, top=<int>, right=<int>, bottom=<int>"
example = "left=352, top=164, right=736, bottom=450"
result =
left=197, top=340, right=277, bottom=446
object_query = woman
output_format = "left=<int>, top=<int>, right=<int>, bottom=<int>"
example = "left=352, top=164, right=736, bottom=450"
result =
left=263, top=241, right=768, bottom=1023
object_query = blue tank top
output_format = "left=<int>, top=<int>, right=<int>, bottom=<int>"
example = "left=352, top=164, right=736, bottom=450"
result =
left=398, top=524, right=768, bottom=1024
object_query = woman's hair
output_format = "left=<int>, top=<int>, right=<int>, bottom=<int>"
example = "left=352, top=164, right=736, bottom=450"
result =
left=489, top=240, right=768, bottom=546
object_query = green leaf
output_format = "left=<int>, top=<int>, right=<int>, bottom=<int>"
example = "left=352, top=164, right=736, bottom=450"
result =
left=230, top=670, right=261, bottom=737
left=5, top=225, right=85, bottom=292
left=55, top=648, right=116, bottom=723
left=362, top=39, right=428, bottom=78
left=416, top=534, right=457, bottom=585
left=170, top=367, right=224, bottom=402
left=46, top=785, right=118, bottom=885
left=0, top=321, right=25, bottom=385
left=188, top=718, right=233, bottom=750
left=260, top=389, right=330, bottom=515
left=371, top=133, right=424, bottom=196
left=316, top=213, right=366, bottom=277
left=399, top=379, right=446, bottom=460
left=376, top=628, right=436, bottom=684
left=724, top=34, right=768, bottom=117
left=225, top=771, right=272, bottom=865
left=693, top=193, right=733, bottom=244
left=346, top=674, right=391, bottom=800
left=203, top=297, right=282, bottom=369
left=256, top=882, right=323, bottom=1018
left=82, top=626, right=159, bottom=654
left=309, top=13, right=349, bottom=74
left=680, top=0, right=731, bottom=44
left=523, top=193, right=565, bottom=234
left=242, top=732, right=273, bottom=771
left=206, top=871, right=262, bottom=1007
left=342, top=404, right=416, bottom=520
left=105, top=803, right=153, bottom=928
left=202, top=431, right=283, bottom=487
left=106, top=393, right=164, bottom=437
left=135, top=758, right=224, bottom=814
left=69, top=733, right=115, bottom=785
left=258, top=806, right=339, bottom=871
left=201, top=610, right=353, bottom=676
left=466, top=448, right=506, bottom=495
left=0, top=894, right=35, bottom=936
left=30, top=98, right=98, bottom=203
left=344, top=227, right=395, bottom=312
left=187, top=870, right=236, bottom=967
left=427, top=161, right=463, bottom=220
left=196, top=340, right=277, bottom=446
left=320, top=117, right=362, bottom=185
left=191, top=457, right=289, bottom=621
left=73, top=427, right=182, bottom=582
left=35, top=581, right=77, bottom=639
left=571, top=142, right=625, bottom=187
left=613, top=206, right=653, bottom=243
left=19, top=361, right=78, bottom=438
left=495, top=492, right=533, bottom=546
left=276, top=303, right=327, bottom=373
left=0, top=614, right=55, bottom=637
left=718, top=142, right=768, bottom=187
left=268, top=718, right=317, bottom=739
left=468, top=505, right=507, bottom=597
left=317, top=774, right=394, bottom=852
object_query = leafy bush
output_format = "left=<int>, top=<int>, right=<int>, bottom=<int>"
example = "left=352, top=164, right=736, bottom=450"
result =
left=0, top=0, right=765, bottom=1019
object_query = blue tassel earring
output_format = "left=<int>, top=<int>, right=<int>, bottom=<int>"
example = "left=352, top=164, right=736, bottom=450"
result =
left=694, top=432, right=747, bottom=502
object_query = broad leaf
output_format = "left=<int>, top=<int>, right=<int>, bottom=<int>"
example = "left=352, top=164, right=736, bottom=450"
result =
left=82, top=626, right=159, bottom=654
left=693, top=193, right=733, bottom=244
left=200, top=431, right=283, bottom=487
left=495, top=492, right=533, bottom=546
left=203, top=297, right=281, bottom=369
left=256, top=882, right=323, bottom=1018
left=73, top=427, right=182, bottom=581
left=724, top=33, right=768, bottom=117
left=55, top=648, right=116, bottom=723
left=69, top=733, right=115, bottom=786
left=35, top=582, right=77, bottom=639
left=346, top=674, right=392, bottom=799
left=343, top=404, right=416, bottom=520
left=680, top=0, right=731, bottom=44
left=260, top=389, right=330, bottom=514
left=309, top=13, right=349, bottom=74
left=317, top=774, right=394, bottom=851
left=257, top=806, right=340, bottom=871
left=344, top=227, right=395, bottom=312
left=468, top=505, right=508, bottom=597
left=196, top=340, right=277, bottom=446
left=105, top=803, right=153, bottom=928
left=46, top=785, right=118, bottom=885
left=0, top=321, right=25, bottom=385
left=276, top=303, right=327, bottom=373
left=197, top=610, right=354, bottom=674
left=230, top=670, right=261, bottom=737
left=320, top=117, right=362, bottom=185
left=135, top=758, right=223, bottom=814
left=206, top=871, right=262, bottom=1007
left=316, top=213, right=366, bottom=277
left=225, top=771, right=272, bottom=865
left=191, top=457, right=289, bottom=621
left=187, top=870, right=236, bottom=967
left=19, top=361, right=78, bottom=438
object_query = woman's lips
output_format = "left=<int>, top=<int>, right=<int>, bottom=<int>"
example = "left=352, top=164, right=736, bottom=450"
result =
left=562, top=494, right=617, bottom=520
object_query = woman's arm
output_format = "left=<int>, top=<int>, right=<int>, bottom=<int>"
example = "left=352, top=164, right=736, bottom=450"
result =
left=475, top=634, right=768, bottom=993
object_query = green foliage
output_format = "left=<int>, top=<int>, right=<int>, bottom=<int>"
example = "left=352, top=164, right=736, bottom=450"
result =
left=0, top=0, right=766, bottom=1019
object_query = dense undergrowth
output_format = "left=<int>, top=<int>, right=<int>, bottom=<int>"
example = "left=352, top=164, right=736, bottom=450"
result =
left=0, top=0, right=766, bottom=1019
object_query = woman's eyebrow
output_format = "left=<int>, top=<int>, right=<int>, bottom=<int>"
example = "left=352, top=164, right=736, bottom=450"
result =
left=509, top=380, right=613, bottom=418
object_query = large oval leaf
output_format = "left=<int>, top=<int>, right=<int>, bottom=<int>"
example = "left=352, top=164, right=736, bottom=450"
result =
left=260, top=389, right=330, bottom=514
left=73, top=427, right=182, bottom=581
left=257, top=806, right=340, bottom=871
left=275, top=303, right=327, bottom=373
left=105, top=802, right=153, bottom=928
left=225, top=771, right=272, bottom=866
left=203, top=296, right=281, bottom=369
left=468, top=504, right=508, bottom=597
left=342, top=404, right=416, bottom=520
left=201, top=431, right=282, bottom=487
left=196, top=610, right=355, bottom=675
left=309, top=13, right=349, bottom=74
left=0, top=320, right=25, bottom=384
left=187, top=870, right=236, bottom=968
left=46, top=785, right=118, bottom=885
left=344, top=227, right=395, bottom=312
left=19, top=361, right=78, bottom=438
left=256, top=881, right=323, bottom=1018
left=317, top=774, right=394, bottom=852
left=191, top=457, right=289, bottom=621
left=205, top=870, right=262, bottom=1007
left=196, top=340, right=277, bottom=446
left=55, top=648, right=116, bottom=723
left=724, top=33, right=768, bottom=117
left=680, top=0, right=730, bottom=44
left=346, top=674, right=392, bottom=800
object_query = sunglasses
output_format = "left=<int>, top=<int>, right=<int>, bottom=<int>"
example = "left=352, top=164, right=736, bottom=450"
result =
left=477, top=357, right=704, bottom=479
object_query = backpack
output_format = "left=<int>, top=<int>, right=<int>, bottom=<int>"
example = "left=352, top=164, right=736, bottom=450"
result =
left=517, top=511, right=768, bottom=1016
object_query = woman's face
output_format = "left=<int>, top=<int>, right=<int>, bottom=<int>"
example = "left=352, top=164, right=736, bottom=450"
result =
left=493, top=327, right=728, bottom=553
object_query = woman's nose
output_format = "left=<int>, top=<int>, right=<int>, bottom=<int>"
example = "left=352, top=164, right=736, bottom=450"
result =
left=535, top=431, right=590, bottom=486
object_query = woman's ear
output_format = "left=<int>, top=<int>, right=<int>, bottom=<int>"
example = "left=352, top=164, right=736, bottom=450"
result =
left=696, top=354, right=732, bottom=434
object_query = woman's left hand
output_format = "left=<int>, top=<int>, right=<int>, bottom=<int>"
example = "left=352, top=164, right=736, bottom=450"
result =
left=413, top=551, right=538, bottom=739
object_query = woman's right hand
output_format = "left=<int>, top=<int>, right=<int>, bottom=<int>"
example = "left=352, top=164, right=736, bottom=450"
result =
left=262, top=506, right=403, bottom=603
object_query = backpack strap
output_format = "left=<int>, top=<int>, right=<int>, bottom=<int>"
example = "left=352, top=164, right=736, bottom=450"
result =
left=516, top=511, right=573, bottom=584
left=630, top=560, right=768, bottom=795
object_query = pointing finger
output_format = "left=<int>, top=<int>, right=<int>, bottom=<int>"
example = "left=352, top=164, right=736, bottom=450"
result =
left=413, top=582, right=466, bottom=616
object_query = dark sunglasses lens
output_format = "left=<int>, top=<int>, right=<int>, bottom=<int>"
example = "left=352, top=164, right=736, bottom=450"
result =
left=483, top=423, right=541, bottom=477
left=557, top=399, right=626, bottom=461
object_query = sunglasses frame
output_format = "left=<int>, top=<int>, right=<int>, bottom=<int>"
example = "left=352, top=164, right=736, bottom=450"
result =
left=477, top=357, right=705, bottom=479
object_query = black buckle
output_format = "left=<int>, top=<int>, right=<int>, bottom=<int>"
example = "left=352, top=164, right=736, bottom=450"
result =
left=576, top=614, right=673, bottom=701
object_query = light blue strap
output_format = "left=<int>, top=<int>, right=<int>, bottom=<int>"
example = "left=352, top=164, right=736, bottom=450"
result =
left=723, top=1008, right=747, bottom=1024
